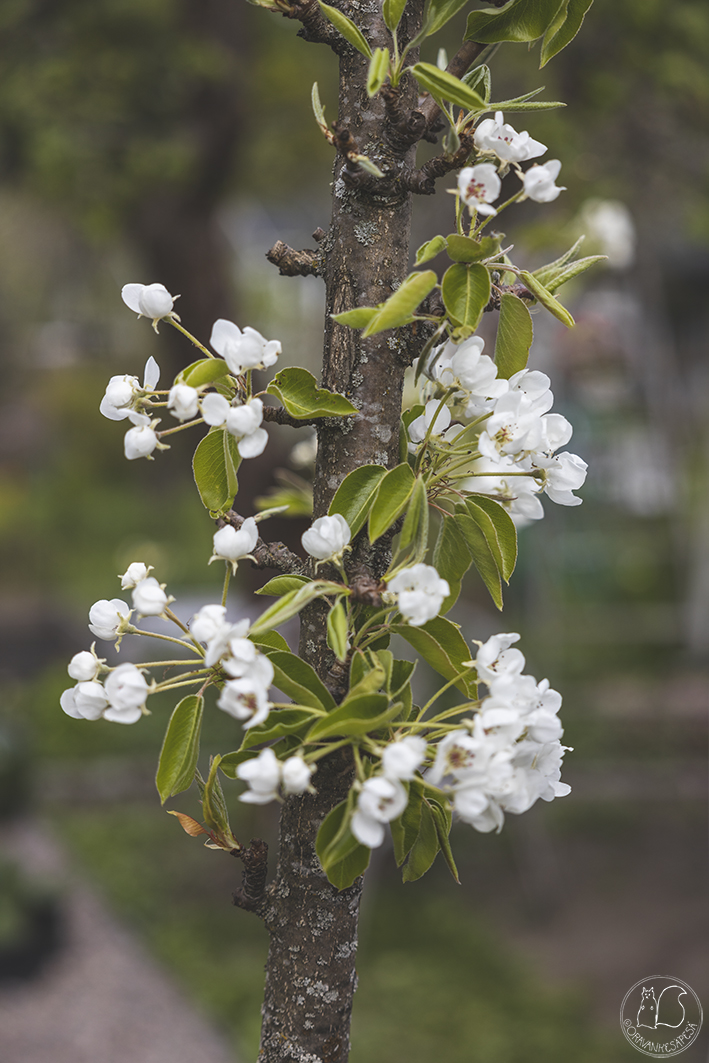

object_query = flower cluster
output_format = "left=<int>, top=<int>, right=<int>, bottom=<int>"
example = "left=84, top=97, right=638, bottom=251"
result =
left=100, top=288, right=282, bottom=463
left=415, top=335, right=587, bottom=523
left=61, top=655, right=150, bottom=725
left=428, top=633, right=570, bottom=833
left=236, top=748, right=315, bottom=804
left=351, top=736, right=427, bottom=847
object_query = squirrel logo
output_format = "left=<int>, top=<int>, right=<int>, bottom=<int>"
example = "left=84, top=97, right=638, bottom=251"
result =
left=637, top=984, right=686, bottom=1030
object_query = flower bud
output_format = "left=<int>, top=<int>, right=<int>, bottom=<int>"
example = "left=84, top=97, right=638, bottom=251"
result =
left=167, top=384, right=200, bottom=422
left=120, top=562, right=151, bottom=589
left=104, top=663, right=149, bottom=712
left=124, top=423, right=158, bottom=461
left=211, top=519, right=258, bottom=571
left=282, top=756, right=315, bottom=795
left=301, top=514, right=350, bottom=562
left=132, top=577, right=169, bottom=616
left=88, top=598, right=130, bottom=641
left=68, top=650, right=99, bottom=682
left=121, top=283, right=176, bottom=321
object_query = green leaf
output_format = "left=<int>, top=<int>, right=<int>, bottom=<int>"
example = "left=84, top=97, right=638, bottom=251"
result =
left=461, top=499, right=515, bottom=583
left=180, top=358, right=230, bottom=388
left=462, top=63, right=491, bottom=104
left=518, top=270, right=575, bottom=328
left=429, top=798, right=460, bottom=882
left=465, top=0, right=567, bottom=44
left=329, top=465, right=388, bottom=538
left=415, top=235, right=448, bottom=266
left=465, top=494, right=517, bottom=581
left=391, top=781, right=424, bottom=866
left=368, top=462, right=416, bottom=543
left=311, top=81, right=327, bottom=129
left=316, top=799, right=372, bottom=889
left=423, top=0, right=470, bottom=36
left=306, top=694, right=402, bottom=741
left=217, top=749, right=260, bottom=779
left=248, top=629, right=290, bottom=654
left=398, top=476, right=429, bottom=565
left=532, top=235, right=585, bottom=285
left=268, top=650, right=337, bottom=711
left=389, top=657, right=416, bottom=697
left=367, top=47, right=390, bottom=96
left=318, top=2, right=372, bottom=57
left=362, top=271, right=438, bottom=337
left=402, top=801, right=440, bottom=882
left=441, top=263, right=491, bottom=330
left=267, top=367, right=357, bottom=420
left=347, top=657, right=387, bottom=701
left=249, top=580, right=347, bottom=637
left=331, top=306, right=379, bottom=330
left=432, top=513, right=472, bottom=612
left=392, top=616, right=477, bottom=695
left=201, top=756, right=236, bottom=846
left=240, top=707, right=321, bottom=750
left=256, top=575, right=310, bottom=596
left=494, top=292, right=534, bottom=378
left=445, top=234, right=501, bottom=264
left=155, top=695, right=203, bottom=804
left=486, top=86, right=564, bottom=112
left=383, top=0, right=407, bottom=30
left=455, top=509, right=503, bottom=610
left=410, top=62, right=486, bottom=113
left=540, top=0, right=594, bottom=66
left=327, top=600, right=349, bottom=662
left=544, top=255, right=606, bottom=292
left=192, top=428, right=241, bottom=516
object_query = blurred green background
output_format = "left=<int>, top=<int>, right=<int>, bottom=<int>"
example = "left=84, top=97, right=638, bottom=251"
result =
left=0, top=0, right=707, bottom=1060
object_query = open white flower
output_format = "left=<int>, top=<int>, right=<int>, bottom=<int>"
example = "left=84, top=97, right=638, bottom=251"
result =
left=387, top=563, right=450, bottom=627
left=475, top=632, right=525, bottom=687
left=88, top=598, right=130, bottom=641
left=100, top=357, right=160, bottom=421
left=104, top=664, right=148, bottom=723
left=218, top=678, right=272, bottom=729
left=236, top=748, right=282, bottom=803
left=301, top=514, right=350, bottom=563
left=132, top=577, right=170, bottom=617
left=408, top=399, right=452, bottom=446
left=190, top=604, right=228, bottom=644
left=474, top=111, right=546, bottom=164
left=225, top=398, right=269, bottom=459
left=222, top=636, right=274, bottom=688
left=533, top=451, right=587, bottom=506
left=381, top=736, right=427, bottom=781
left=457, top=163, right=501, bottom=216
left=351, top=777, right=408, bottom=848
left=522, top=160, right=565, bottom=203
left=211, top=519, right=258, bottom=573
left=167, top=384, right=200, bottom=422
left=200, top=393, right=231, bottom=427
left=121, top=283, right=178, bottom=330
left=210, top=319, right=281, bottom=375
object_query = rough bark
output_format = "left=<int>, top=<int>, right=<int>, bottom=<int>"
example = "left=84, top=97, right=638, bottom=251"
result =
left=256, top=3, right=426, bottom=1061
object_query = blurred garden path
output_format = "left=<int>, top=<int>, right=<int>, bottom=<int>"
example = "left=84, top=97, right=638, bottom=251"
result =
left=0, top=821, right=236, bottom=1063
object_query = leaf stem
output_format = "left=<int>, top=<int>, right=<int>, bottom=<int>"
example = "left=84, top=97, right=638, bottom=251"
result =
left=167, top=319, right=215, bottom=358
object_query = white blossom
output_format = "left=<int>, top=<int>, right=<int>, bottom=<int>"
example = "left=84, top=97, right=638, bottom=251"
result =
left=236, top=748, right=282, bottom=803
left=119, top=562, right=151, bottom=589
left=121, top=283, right=178, bottom=329
left=100, top=357, right=160, bottom=421
left=190, top=604, right=229, bottom=645
left=203, top=617, right=250, bottom=669
left=408, top=399, right=452, bottom=447
left=103, top=664, right=148, bottom=723
left=88, top=598, right=130, bottom=641
left=167, top=384, right=200, bottom=422
left=222, top=636, right=274, bottom=689
left=474, top=111, right=546, bottom=164
left=457, top=164, right=501, bottom=216
left=218, top=678, right=272, bottom=728
left=200, top=393, right=231, bottom=426
left=430, top=336, right=507, bottom=417
left=282, top=756, right=315, bottom=795
left=474, top=632, right=525, bottom=686
left=211, top=519, right=258, bottom=572
left=225, top=398, right=268, bottom=459
left=124, top=414, right=159, bottom=461
left=210, top=319, right=281, bottom=375
left=351, top=777, right=408, bottom=848
left=533, top=451, right=588, bottom=506
left=301, top=514, right=351, bottom=563
left=381, top=736, right=427, bottom=781
left=459, top=457, right=545, bottom=525
left=68, top=650, right=101, bottom=682
left=132, top=577, right=170, bottom=617
left=60, top=681, right=108, bottom=721
left=387, top=563, right=450, bottom=627
left=522, top=159, right=565, bottom=203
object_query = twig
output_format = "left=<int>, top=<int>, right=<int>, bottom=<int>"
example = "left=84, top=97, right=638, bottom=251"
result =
left=261, top=405, right=319, bottom=428
left=221, top=511, right=306, bottom=575
left=401, top=132, right=476, bottom=195
left=285, top=0, right=347, bottom=53
left=266, top=241, right=321, bottom=277
left=232, top=838, right=269, bottom=913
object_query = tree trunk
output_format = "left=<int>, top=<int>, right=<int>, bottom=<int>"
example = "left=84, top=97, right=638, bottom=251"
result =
left=256, top=4, right=425, bottom=1060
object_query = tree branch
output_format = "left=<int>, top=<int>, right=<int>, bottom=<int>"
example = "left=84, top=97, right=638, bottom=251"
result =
left=266, top=240, right=321, bottom=277
left=284, top=0, right=348, bottom=52
left=221, top=511, right=306, bottom=574
left=262, top=405, right=318, bottom=428
left=401, top=132, right=475, bottom=194
left=232, top=838, right=269, bottom=914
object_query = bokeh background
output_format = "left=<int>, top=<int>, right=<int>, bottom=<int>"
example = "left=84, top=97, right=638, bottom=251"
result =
left=0, top=1, right=707, bottom=1060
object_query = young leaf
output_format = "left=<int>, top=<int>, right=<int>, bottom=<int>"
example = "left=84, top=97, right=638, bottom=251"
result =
left=392, top=616, right=477, bottom=695
left=494, top=292, right=534, bottom=379
left=249, top=580, right=347, bottom=637
left=316, top=797, right=372, bottom=889
left=402, top=801, right=440, bottom=882
left=201, top=756, right=238, bottom=848
left=455, top=509, right=503, bottom=610
left=432, top=513, right=472, bottom=612
left=311, top=81, right=327, bottom=129
left=532, top=234, right=585, bottom=284
left=518, top=270, right=575, bottom=328
left=318, top=2, right=372, bottom=57
left=327, top=599, right=350, bottom=662
left=331, top=306, right=379, bottom=330
left=346, top=658, right=387, bottom=701
left=329, top=464, right=388, bottom=538
left=410, top=62, right=486, bottom=113
left=192, top=428, right=241, bottom=516
left=465, top=0, right=567, bottom=44
left=362, top=271, right=438, bottom=337
left=415, top=234, right=448, bottom=266
left=423, top=0, right=470, bottom=37
left=383, top=0, right=407, bottom=30
left=368, top=462, right=416, bottom=543
left=544, top=255, right=606, bottom=293
left=429, top=798, right=460, bottom=883
left=462, top=63, right=491, bottom=104
left=367, top=47, right=390, bottom=96
left=306, top=694, right=401, bottom=741
left=540, top=0, right=594, bottom=67
left=445, top=233, right=501, bottom=264
left=324, top=840, right=371, bottom=890
left=465, top=494, right=517, bottom=582
left=167, top=810, right=209, bottom=838
left=267, top=367, right=357, bottom=419
left=180, top=358, right=229, bottom=388
left=460, top=499, right=514, bottom=584
left=398, top=475, right=429, bottom=565
left=269, top=650, right=337, bottom=711
left=441, top=263, right=491, bottom=329
left=486, top=85, right=565, bottom=112
left=156, top=695, right=204, bottom=804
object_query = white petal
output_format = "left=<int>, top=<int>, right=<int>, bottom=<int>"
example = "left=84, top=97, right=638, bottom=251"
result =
left=121, top=283, right=144, bottom=314
left=237, top=428, right=268, bottom=458
left=210, top=318, right=242, bottom=357
left=143, top=356, right=160, bottom=390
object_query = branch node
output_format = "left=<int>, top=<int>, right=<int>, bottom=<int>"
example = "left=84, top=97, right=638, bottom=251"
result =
left=221, top=510, right=306, bottom=574
left=266, top=240, right=321, bottom=277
